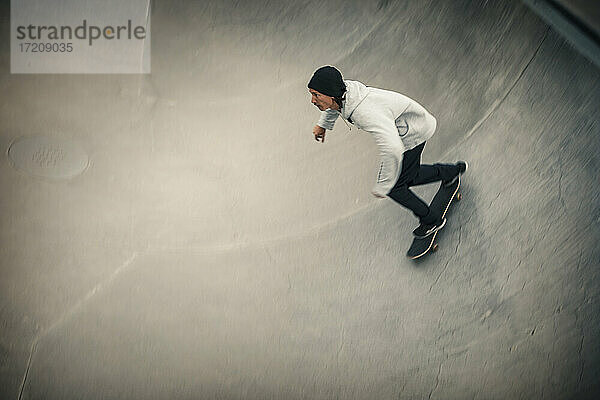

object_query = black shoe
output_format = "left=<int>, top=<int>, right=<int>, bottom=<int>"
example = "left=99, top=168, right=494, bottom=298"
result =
left=443, top=161, right=468, bottom=187
left=413, top=218, right=446, bottom=238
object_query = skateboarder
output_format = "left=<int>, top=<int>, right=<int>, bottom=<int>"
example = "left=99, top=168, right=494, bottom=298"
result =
left=308, top=65, right=467, bottom=238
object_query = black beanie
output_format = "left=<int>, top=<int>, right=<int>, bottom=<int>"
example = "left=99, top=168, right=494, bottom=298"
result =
left=308, top=66, right=346, bottom=98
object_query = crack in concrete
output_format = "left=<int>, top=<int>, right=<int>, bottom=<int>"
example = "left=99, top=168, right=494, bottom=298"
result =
left=429, top=257, right=452, bottom=293
left=556, top=152, right=567, bottom=212
left=578, top=334, right=585, bottom=388
left=501, top=243, right=536, bottom=295
left=492, top=209, right=512, bottom=237
left=501, top=259, right=523, bottom=294
left=17, top=252, right=139, bottom=400
left=488, top=191, right=502, bottom=209
left=428, top=359, right=444, bottom=399
left=448, top=27, right=550, bottom=152
left=508, top=326, right=539, bottom=353
left=336, top=324, right=345, bottom=370
left=554, top=219, right=596, bottom=251
left=574, top=282, right=586, bottom=391
left=456, top=223, right=462, bottom=253
left=434, top=315, right=482, bottom=345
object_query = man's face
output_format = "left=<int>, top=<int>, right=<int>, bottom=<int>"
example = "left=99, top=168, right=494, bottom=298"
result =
left=309, top=89, right=336, bottom=111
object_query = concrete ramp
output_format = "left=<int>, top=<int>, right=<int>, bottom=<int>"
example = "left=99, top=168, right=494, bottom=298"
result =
left=1, top=0, right=599, bottom=399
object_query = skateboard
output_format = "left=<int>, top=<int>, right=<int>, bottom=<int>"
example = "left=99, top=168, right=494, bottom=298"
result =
left=406, top=177, right=461, bottom=259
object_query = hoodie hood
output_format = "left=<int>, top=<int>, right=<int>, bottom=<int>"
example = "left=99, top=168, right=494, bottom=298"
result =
left=341, top=80, right=370, bottom=121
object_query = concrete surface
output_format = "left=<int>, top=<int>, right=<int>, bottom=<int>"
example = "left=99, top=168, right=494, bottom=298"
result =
left=554, top=0, right=600, bottom=37
left=523, top=0, right=600, bottom=67
left=1, top=0, right=599, bottom=399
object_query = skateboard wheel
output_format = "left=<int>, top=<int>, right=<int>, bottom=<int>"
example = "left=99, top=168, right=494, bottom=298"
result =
left=456, top=193, right=462, bottom=201
left=432, top=244, right=439, bottom=252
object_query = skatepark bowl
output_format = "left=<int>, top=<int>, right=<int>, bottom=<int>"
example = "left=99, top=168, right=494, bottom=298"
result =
left=1, top=0, right=599, bottom=399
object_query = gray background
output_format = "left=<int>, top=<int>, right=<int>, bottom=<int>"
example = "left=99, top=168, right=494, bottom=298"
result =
left=0, top=0, right=599, bottom=399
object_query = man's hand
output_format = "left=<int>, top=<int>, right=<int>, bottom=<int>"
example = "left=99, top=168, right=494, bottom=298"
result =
left=313, top=125, right=326, bottom=143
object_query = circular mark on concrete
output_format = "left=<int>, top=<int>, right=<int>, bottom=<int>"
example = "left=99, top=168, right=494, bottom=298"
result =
left=7, top=136, right=89, bottom=180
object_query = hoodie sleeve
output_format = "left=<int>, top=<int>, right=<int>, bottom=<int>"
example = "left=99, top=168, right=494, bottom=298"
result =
left=317, top=108, right=340, bottom=130
left=358, top=115, right=406, bottom=197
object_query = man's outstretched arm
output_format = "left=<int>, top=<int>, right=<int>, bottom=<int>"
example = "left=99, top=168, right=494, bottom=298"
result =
left=313, top=109, right=339, bottom=143
left=318, top=108, right=339, bottom=130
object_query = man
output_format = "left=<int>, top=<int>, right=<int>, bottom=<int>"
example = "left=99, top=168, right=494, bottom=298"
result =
left=308, top=65, right=467, bottom=238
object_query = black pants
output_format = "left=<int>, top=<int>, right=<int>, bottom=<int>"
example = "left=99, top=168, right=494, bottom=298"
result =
left=388, top=142, right=459, bottom=225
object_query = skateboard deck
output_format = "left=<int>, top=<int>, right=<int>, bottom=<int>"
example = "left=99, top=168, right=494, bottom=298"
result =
left=406, top=177, right=461, bottom=259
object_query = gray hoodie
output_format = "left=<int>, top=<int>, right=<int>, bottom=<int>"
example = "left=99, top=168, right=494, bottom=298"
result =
left=317, top=80, right=436, bottom=197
